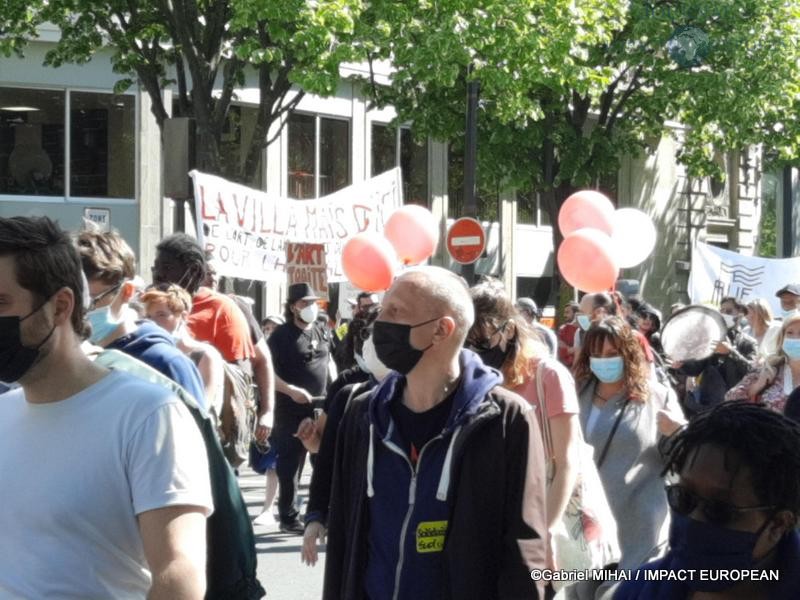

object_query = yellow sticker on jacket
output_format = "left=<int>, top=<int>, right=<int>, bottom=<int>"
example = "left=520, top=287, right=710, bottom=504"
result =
left=416, top=520, right=448, bottom=553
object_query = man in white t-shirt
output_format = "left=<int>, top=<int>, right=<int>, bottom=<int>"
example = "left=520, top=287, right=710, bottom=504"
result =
left=0, top=216, right=213, bottom=599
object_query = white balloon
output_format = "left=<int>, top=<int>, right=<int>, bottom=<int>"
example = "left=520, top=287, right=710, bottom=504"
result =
left=611, top=208, right=657, bottom=268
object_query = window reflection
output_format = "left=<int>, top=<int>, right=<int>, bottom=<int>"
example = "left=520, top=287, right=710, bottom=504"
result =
left=0, top=87, right=65, bottom=196
left=288, top=113, right=316, bottom=199
left=371, top=123, right=396, bottom=176
left=320, top=118, right=350, bottom=196
left=288, top=112, right=351, bottom=199
left=70, top=92, right=135, bottom=198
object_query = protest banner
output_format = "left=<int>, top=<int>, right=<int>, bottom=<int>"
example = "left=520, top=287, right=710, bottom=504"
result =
left=286, top=242, right=328, bottom=299
left=191, top=168, right=403, bottom=282
left=689, top=242, right=800, bottom=314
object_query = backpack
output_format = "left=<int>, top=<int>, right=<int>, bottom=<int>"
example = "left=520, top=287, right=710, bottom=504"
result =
left=219, top=361, right=258, bottom=469
left=94, top=350, right=265, bottom=599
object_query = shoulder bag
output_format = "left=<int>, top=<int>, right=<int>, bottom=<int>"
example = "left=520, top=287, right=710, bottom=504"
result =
left=536, top=359, right=621, bottom=579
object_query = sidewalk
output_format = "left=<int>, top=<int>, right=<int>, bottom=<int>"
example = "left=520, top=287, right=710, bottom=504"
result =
left=238, top=459, right=326, bottom=600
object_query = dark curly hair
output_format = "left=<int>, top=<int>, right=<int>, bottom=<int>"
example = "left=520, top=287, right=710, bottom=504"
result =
left=573, top=316, right=649, bottom=402
left=660, top=401, right=800, bottom=516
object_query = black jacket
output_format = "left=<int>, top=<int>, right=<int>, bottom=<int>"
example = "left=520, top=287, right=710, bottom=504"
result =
left=673, top=327, right=757, bottom=410
left=322, top=351, right=547, bottom=600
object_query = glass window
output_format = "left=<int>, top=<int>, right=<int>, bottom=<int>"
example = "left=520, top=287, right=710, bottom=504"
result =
left=371, top=123, right=396, bottom=177
left=400, top=128, right=428, bottom=206
left=517, top=190, right=536, bottom=225
left=320, top=117, right=350, bottom=196
left=288, top=113, right=315, bottom=199
left=70, top=92, right=135, bottom=198
left=0, top=87, right=65, bottom=196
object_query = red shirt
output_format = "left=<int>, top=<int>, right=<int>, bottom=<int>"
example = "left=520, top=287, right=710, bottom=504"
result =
left=557, top=323, right=579, bottom=366
left=187, top=288, right=255, bottom=362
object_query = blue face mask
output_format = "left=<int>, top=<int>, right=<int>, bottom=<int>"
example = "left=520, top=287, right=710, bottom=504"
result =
left=577, top=314, right=591, bottom=331
left=782, top=308, right=798, bottom=320
left=668, top=511, right=771, bottom=592
left=589, top=356, right=624, bottom=383
left=87, top=306, right=123, bottom=344
left=783, top=337, right=800, bottom=360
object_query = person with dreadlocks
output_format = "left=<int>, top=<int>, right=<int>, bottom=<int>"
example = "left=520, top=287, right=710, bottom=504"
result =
left=615, top=401, right=800, bottom=599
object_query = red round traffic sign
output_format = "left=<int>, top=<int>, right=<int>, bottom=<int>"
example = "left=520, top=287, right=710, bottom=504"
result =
left=446, top=217, right=486, bottom=264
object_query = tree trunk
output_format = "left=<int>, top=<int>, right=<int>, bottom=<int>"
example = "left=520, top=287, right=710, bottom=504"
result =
left=544, top=182, right=576, bottom=326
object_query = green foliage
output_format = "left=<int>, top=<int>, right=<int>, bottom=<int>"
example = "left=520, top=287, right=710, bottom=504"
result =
left=359, top=0, right=800, bottom=192
left=8, top=0, right=363, bottom=179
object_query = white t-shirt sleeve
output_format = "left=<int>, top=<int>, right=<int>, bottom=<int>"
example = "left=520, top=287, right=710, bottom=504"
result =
left=125, top=400, right=214, bottom=517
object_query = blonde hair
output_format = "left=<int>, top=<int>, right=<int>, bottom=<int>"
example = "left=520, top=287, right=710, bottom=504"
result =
left=746, top=298, right=774, bottom=331
left=765, top=313, right=800, bottom=375
left=140, top=284, right=192, bottom=314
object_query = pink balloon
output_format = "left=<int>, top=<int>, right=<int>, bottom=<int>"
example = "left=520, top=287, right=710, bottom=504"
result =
left=341, top=233, right=397, bottom=292
left=557, top=228, right=619, bottom=292
left=384, top=205, right=440, bottom=265
left=558, top=190, right=615, bottom=237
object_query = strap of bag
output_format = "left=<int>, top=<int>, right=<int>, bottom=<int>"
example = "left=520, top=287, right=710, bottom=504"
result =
left=596, top=396, right=630, bottom=468
left=535, top=359, right=554, bottom=460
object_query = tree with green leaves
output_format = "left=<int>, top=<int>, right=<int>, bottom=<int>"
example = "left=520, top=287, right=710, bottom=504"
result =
left=358, top=0, right=800, bottom=299
left=1, top=0, right=363, bottom=181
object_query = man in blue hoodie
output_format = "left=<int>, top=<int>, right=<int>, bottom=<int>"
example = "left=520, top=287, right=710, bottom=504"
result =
left=616, top=401, right=800, bottom=600
left=76, top=227, right=206, bottom=410
left=323, top=266, right=548, bottom=600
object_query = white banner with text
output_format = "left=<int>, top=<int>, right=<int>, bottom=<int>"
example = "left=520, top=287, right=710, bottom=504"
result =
left=689, top=242, right=800, bottom=314
left=191, top=168, right=403, bottom=282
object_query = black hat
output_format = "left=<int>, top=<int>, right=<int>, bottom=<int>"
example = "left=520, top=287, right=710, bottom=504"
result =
left=287, top=282, right=319, bottom=304
left=776, top=284, right=800, bottom=297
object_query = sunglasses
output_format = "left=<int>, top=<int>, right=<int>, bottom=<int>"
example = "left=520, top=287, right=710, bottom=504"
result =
left=665, top=484, right=775, bottom=526
left=467, top=320, right=509, bottom=353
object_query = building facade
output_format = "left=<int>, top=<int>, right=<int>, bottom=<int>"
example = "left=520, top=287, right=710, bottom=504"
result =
left=1, top=33, right=767, bottom=318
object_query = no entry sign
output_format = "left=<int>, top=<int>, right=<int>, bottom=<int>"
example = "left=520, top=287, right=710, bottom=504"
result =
left=446, top=217, right=486, bottom=264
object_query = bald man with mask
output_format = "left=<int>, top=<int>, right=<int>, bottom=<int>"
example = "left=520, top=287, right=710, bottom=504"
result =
left=323, top=267, right=548, bottom=600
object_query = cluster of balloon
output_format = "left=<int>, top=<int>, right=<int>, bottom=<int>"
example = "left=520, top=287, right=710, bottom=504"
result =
left=556, top=191, right=656, bottom=292
left=341, top=205, right=440, bottom=292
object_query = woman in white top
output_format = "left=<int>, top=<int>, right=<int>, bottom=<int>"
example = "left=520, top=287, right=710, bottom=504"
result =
left=745, top=298, right=782, bottom=360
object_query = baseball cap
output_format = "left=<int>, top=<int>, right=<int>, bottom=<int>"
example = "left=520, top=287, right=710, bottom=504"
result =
left=776, top=284, right=800, bottom=297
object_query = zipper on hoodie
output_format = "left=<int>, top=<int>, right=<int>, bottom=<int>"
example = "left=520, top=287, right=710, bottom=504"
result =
left=382, top=433, right=444, bottom=600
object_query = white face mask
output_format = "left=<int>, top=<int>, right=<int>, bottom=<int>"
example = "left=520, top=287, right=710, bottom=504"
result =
left=361, top=336, right=390, bottom=381
left=722, top=313, right=736, bottom=329
left=299, top=303, right=319, bottom=324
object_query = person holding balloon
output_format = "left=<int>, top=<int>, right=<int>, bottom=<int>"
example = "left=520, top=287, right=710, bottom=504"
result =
left=573, top=317, right=685, bottom=581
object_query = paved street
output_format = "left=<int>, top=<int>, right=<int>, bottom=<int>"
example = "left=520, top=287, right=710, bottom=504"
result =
left=239, top=461, right=326, bottom=600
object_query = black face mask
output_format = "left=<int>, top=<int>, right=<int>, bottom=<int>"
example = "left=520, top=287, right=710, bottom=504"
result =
left=0, top=301, right=55, bottom=384
left=372, top=316, right=440, bottom=375
left=478, top=343, right=511, bottom=370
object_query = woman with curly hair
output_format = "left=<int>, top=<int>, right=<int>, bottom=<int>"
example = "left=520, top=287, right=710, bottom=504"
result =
left=726, top=313, right=800, bottom=412
left=573, top=317, right=685, bottom=576
left=468, top=279, right=581, bottom=569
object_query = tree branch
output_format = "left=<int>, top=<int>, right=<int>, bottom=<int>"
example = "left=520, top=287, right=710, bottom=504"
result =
left=605, top=65, right=644, bottom=134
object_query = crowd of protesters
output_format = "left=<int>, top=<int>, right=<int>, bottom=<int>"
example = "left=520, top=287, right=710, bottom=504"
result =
left=2, top=214, right=800, bottom=599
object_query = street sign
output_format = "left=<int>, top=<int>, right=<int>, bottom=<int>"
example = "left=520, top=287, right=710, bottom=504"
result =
left=446, top=217, right=486, bottom=265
